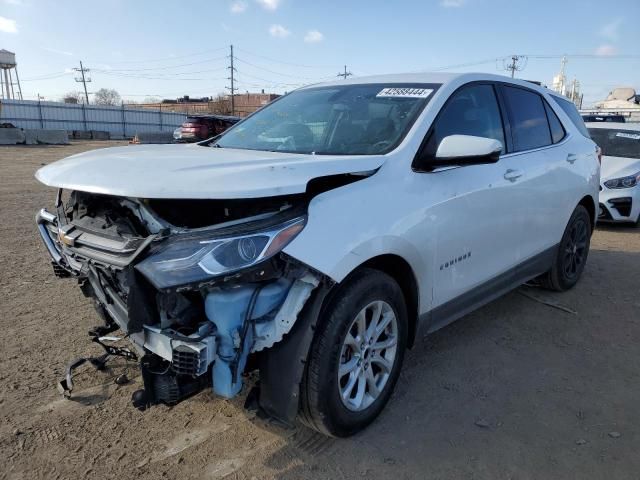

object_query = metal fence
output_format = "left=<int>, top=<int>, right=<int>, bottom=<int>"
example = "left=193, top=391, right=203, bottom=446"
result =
left=0, top=99, right=186, bottom=138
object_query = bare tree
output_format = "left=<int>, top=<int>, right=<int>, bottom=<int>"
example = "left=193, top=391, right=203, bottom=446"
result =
left=210, top=93, right=231, bottom=114
left=61, top=91, right=85, bottom=104
left=143, top=96, right=162, bottom=104
left=94, top=88, right=122, bottom=106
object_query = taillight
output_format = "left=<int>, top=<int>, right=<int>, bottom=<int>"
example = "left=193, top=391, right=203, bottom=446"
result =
left=596, top=146, right=602, bottom=164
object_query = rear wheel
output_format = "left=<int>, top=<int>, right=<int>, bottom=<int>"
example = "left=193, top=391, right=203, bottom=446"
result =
left=539, top=205, right=591, bottom=291
left=300, top=269, right=408, bottom=437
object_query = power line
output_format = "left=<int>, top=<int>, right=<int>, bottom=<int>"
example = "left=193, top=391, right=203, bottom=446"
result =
left=97, top=56, right=228, bottom=73
left=522, top=53, right=640, bottom=59
left=94, top=67, right=228, bottom=80
left=234, top=56, right=328, bottom=80
left=21, top=71, right=72, bottom=82
left=429, top=57, right=504, bottom=71
left=234, top=46, right=341, bottom=69
left=90, top=46, right=229, bottom=65
left=235, top=70, right=313, bottom=87
left=96, top=71, right=228, bottom=81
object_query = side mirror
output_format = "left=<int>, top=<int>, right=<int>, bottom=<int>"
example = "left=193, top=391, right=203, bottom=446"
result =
left=418, top=134, right=503, bottom=170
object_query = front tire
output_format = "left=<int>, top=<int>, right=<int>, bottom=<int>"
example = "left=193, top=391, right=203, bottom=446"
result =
left=539, top=205, right=591, bottom=291
left=300, top=268, right=408, bottom=437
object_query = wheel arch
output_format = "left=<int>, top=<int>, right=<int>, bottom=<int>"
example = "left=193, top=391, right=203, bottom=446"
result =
left=351, top=254, right=420, bottom=348
left=578, top=194, right=596, bottom=231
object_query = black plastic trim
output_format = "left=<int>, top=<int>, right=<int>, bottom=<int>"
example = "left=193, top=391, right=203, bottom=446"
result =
left=419, top=244, right=558, bottom=335
left=257, top=281, right=333, bottom=426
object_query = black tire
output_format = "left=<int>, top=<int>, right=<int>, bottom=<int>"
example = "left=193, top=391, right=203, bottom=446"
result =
left=299, top=268, right=408, bottom=437
left=539, top=205, right=591, bottom=291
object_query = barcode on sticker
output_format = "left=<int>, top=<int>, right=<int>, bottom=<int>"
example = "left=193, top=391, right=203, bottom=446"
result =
left=376, top=88, right=433, bottom=98
left=615, top=132, right=640, bottom=140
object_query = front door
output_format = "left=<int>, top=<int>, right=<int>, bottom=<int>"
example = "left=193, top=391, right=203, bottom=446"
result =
left=412, top=83, right=527, bottom=314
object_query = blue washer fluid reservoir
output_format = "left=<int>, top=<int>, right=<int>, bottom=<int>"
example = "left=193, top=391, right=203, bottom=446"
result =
left=205, top=279, right=291, bottom=398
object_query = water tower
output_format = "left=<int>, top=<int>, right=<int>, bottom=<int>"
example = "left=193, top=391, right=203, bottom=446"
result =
left=0, top=49, right=23, bottom=100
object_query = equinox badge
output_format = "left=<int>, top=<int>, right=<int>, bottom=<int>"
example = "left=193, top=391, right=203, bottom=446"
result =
left=440, top=251, right=472, bottom=271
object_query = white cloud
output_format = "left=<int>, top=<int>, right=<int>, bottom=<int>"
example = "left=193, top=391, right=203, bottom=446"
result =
left=595, top=44, right=617, bottom=56
left=0, top=16, right=18, bottom=33
left=3, top=0, right=24, bottom=5
left=256, top=0, right=280, bottom=10
left=269, top=24, right=290, bottom=38
left=599, top=18, right=622, bottom=41
left=440, top=0, right=465, bottom=7
left=230, top=1, right=247, bottom=13
left=43, top=47, right=73, bottom=56
left=304, top=30, right=324, bottom=43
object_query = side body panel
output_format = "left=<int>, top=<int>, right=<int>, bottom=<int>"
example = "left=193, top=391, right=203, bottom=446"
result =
left=284, top=75, right=599, bottom=327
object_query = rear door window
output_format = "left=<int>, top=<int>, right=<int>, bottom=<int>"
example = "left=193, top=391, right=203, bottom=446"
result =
left=502, top=86, right=552, bottom=151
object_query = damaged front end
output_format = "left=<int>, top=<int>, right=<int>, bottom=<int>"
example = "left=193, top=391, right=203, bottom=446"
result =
left=36, top=189, right=328, bottom=424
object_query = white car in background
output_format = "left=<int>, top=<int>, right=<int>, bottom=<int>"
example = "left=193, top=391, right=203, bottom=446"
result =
left=35, top=73, right=599, bottom=437
left=587, top=123, right=640, bottom=224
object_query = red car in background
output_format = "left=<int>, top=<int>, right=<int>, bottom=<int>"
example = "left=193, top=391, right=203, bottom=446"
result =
left=176, top=114, right=241, bottom=142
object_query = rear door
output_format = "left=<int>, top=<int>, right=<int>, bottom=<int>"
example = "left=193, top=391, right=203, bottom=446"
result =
left=498, top=84, right=570, bottom=259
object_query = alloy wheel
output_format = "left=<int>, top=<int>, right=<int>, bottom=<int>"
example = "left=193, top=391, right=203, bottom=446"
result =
left=337, top=300, right=398, bottom=412
left=562, top=218, right=588, bottom=280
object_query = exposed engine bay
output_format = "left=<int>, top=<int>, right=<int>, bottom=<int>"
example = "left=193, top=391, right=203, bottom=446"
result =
left=34, top=182, right=356, bottom=423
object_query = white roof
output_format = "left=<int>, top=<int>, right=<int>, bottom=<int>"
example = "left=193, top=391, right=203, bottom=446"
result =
left=309, top=72, right=461, bottom=88
left=300, top=71, right=550, bottom=94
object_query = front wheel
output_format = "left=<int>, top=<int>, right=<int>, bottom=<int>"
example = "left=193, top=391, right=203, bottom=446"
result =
left=539, top=205, right=591, bottom=291
left=299, top=269, right=408, bottom=437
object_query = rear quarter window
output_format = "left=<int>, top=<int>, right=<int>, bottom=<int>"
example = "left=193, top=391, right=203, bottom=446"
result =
left=544, top=101, right=566, bottom=144
left=552, top=96, right=590, bottom=138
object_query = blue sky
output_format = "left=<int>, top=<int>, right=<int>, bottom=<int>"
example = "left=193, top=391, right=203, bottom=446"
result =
left=1, top=0, right=638, bottom=106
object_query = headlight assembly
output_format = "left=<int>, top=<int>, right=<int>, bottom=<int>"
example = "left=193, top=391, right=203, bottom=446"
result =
left=604, top=172, right=640, bottom=189
left=136, top=216, right=305, bottom=289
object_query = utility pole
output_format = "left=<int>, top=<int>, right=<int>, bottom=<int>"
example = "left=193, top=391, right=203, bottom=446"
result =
left=337, top=65, right=352, bottom=80
left=504, top=55, right=526, bottom=78
left=227, top=45, right=237, bottom=115
left=73, top=61, right=91, bottom=104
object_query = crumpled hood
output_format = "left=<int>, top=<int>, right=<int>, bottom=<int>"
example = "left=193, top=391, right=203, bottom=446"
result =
left=600, top=155, right=640, bottom=181
left=35, top=144, right=385, bottom=199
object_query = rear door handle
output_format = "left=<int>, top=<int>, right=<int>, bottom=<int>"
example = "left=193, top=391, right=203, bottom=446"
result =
left=566, top=153, right=578, bottom=164
left=503, top=169, right=523, bottom=182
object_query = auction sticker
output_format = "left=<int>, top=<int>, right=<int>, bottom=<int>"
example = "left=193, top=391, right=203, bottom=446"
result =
left=377, top=87, right=433, bottom=98
left=615, top=132, right=640, bottom=140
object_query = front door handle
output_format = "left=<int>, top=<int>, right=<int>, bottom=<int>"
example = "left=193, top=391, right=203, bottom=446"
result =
left=504, top=169, right=523, bottom=182
left=566, top=153, right=578, bottom=164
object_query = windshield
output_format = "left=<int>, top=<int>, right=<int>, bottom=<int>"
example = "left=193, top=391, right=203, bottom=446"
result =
left=588, top=128, right=640, bottom=159
left=215, top=83, right=439, bottom=155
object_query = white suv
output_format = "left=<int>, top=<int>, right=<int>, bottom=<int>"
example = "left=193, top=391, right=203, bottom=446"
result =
left=35, top=73, right=599, bottom=437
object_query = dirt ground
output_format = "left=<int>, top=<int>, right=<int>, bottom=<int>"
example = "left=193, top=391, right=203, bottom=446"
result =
left=1, top=141, right=639, bottom=480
